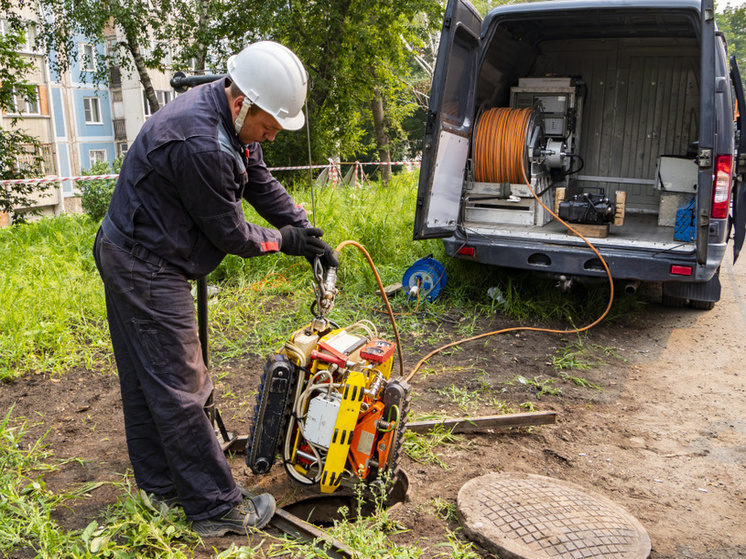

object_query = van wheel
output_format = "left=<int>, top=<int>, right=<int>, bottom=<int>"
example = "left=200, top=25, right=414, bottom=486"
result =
left=689, top=299, right=715, bottom=310
left=661, top=293, right=687, bottom=308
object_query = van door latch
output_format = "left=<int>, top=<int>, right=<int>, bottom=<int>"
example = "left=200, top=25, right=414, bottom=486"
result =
left=697, top=149, right=712, bottom=168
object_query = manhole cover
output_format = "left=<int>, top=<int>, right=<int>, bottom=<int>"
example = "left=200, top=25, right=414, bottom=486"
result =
left=458, top=473, right=651, bottom=559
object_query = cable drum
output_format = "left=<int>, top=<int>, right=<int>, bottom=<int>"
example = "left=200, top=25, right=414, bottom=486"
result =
left=473, top=107, right=537, bottom=184
left=402, top=256, right=447, bottom=302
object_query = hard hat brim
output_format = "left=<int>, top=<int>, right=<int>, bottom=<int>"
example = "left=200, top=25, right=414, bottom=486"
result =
left=276, top=111, right=305, bottom=131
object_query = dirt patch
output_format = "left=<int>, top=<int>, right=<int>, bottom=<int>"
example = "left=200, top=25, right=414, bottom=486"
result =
left=3, top=258, right=745, bottom=558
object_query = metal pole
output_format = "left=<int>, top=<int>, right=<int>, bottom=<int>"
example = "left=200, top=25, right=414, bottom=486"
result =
left=197, top=276, right=209, bottom=367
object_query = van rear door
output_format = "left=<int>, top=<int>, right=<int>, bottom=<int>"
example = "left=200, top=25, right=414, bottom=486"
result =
left=730, top=55, right=746, bottom=262
left=413, top=0, right=481, bottom=240
left=696, top=0, right=716, bottom=265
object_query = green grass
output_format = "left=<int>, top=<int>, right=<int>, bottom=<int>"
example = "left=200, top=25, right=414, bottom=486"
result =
left=402, top=424, right=460, bottom=469
left=0, top=215, right=109, bottom=380
left=0, top=170, right=639, bottom=380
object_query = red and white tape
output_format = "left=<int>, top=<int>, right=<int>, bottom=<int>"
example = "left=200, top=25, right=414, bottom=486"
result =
left=0, top=174, right=120, bottom=186
left=0, top=161, right=420, bottom=186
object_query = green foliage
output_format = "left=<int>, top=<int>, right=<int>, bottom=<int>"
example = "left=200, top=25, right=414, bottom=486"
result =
left=717, top=4, right=746, bottom=74
left=0, top=407, right=197, bottom=557
left=510, top=375, right=562, bottom=400
left=0, top=1, right=35, bottom=114
left=0, top=407, right=62, bottom=556
left=0, top=130, right=50, bottom=223
left=402, top=425, right=459, bottom=469
left=71, top=482, right=196, bottom=558
left=0, top=214, right=107, bottom=380
left=435, top=384, right=482, bottom=411
left=80, top=158, right=122, bottom=222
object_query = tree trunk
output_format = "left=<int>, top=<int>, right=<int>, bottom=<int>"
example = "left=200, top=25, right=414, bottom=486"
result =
left=371, top=89, right=391, bottom=185
left=125, top=28, right=159, bottom=114
left=194, top=0, right=210, bottom=74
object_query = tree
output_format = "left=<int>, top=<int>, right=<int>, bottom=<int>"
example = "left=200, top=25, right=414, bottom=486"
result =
left=213, top=0, right=442, bottom=182
left=38, top=0, right=180, bottom=114
left=0, top=0, right=49, bottom=223
left=717, top=4, right=746, bottom=74
left=34, top=0, right=443, bottom=179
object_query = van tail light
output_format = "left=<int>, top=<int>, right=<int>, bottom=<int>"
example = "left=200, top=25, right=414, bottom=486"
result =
left=457, top=246, right=475, bottom=257
left=711, top=154, right=733, bottom=219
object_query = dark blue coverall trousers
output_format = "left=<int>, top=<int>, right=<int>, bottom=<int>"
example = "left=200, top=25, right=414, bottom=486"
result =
left=93, top=217, right=242, bottom=520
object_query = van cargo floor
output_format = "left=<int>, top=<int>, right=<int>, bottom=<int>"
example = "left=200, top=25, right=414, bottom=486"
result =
left=464, top=214, right=696, bottom=253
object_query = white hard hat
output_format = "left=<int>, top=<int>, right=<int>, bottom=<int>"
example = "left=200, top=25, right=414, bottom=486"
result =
left=227, top=41, right=307, bottom=131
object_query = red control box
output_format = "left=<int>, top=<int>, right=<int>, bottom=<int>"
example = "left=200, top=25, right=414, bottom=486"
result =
left=360, top=339, right=396, bottom=364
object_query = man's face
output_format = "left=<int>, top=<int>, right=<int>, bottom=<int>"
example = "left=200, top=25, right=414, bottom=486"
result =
left=238, top=103, right=282, bottom=144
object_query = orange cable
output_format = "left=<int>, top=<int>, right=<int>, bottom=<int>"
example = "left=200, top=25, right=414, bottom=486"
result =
left=404, top=107, right=614, bottom=384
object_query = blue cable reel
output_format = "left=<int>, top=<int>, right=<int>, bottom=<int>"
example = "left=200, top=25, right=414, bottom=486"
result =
left=402, top=256, right=447, bottom=302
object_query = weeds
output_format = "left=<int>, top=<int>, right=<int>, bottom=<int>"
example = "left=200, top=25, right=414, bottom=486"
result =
left=551, top=333, right=624, bottom=391
left=510, top=375, right=562, bottom=399
left=402, top=425, right=460, bottom=469
left=427, top=497, right=459, bottom=524
left=435, top=384, right=481, bottom=411
left=559, top=372, right=602, bottom=391
left=434, top=531, right=481, bottom=559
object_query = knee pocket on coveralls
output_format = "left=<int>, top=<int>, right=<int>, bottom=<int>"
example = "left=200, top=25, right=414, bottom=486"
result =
left=132, top=318, right=169, bottom=372
left=131, top=316, right=207, bottom=391
left=98, top=238, right=136, bottom=294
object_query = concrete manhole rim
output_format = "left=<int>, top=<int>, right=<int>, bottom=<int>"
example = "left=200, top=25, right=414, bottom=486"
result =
left=457, top=472, right=651, bottom=559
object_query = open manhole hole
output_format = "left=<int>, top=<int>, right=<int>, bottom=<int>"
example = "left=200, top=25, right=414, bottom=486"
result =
left=458, top=473, right=651, bottom=559
left=284, top=470, right=409, bottom=526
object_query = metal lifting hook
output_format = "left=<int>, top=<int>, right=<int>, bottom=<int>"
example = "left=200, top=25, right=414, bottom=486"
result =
left=311, top=257, right=338, bottom=317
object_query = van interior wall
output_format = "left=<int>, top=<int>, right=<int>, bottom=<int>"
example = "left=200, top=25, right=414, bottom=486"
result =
left=534, top=37, right=700, bottom=214
left=476, top=34, right=700, bottom=217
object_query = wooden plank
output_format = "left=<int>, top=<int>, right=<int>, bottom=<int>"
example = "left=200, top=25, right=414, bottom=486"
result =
left=271, top=507, right=357, bottom=559
left=407, top=411, right=557, bottom=434
left=569, top=222, right=609, bottom=238
left=555, top=187, right=566, bottom=214
left=614, top=190, right=627, bottom=226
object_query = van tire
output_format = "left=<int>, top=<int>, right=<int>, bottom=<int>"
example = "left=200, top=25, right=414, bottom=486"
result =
left=689, top=299, right=716, bottom=310
left=661, top=293, right=687, bottom=308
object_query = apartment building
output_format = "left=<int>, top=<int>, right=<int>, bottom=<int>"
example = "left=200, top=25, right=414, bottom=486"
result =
left=0, top=11, right=62, bottom=218
left=48, top=34, right=116, bottom=213
left=2, top=9, right=175, bottom=223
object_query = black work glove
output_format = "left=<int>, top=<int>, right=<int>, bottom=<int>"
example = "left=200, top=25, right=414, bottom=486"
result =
left=312, top=248, right=340, bottom=269
left=279, top=226, right=337, bottom=264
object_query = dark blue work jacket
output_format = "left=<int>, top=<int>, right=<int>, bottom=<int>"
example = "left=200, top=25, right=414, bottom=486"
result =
left=105, top=77, right=309, bottom=279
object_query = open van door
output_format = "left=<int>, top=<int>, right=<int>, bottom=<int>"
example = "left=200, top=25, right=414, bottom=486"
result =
left=730, top=54, right=746, bottom=262
left=413, top=0, right=481, bottom=240
left=696, top=0, right=716, bottom=265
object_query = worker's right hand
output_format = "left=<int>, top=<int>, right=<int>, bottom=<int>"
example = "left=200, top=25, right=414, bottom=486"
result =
left=279, top=225, right=331, bottom=260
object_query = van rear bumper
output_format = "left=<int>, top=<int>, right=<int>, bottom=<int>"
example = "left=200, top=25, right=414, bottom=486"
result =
left=443, top=233, right=725, bottom=283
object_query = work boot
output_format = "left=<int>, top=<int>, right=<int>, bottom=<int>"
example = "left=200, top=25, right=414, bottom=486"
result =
left=147, top=490, right=181, bottom=510
left=192, top=493, right=276, bottom=537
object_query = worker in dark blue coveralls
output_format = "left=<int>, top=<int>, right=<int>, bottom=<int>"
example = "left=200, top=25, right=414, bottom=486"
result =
left=92, top=41, right=338, bottom=537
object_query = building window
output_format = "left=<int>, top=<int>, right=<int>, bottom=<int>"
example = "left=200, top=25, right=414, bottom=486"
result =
left=89, top=150, right=107, bottom=166
left=79, top=43, right=96, bottom=71
left=22, top=22, right=37, bottom=52
left=117, top=142, right=128, bottom=157
left=143, top=89, right=173, bottom=118
left=83, top=96, right=102, bottom=124
left=10, top=88, right=40, bottom=115
left=1, top=19, right=37, bottom=52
